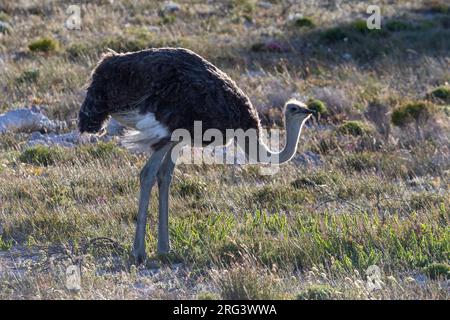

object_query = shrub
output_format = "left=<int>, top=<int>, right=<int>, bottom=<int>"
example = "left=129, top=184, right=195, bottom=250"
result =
left=307, top=99, right=328, bottom=115
left=0, top=11, right=11, bottom=22
left=66, top=42, right=90, bottom=59
left=296, top=284, right=338, bottom=300
left=427, top=86, right=450, bottom=104
left=231, top=0, right=256, bottom=15
left=391, top=101, right=435, bottom=127
left=19, top=145, right=65, bottom=166
left=428, top=2, right=450, bottom=14
left=337, top=121, right=371, bottom=136
left=174, top=178, right=207, bottom=199
left=78, top=142, right=124, bottom=159
left=102, top=36, right=148, bottom=53
left=159, top=14, right=176, bottom=25
left=350, top=19, right=388, bottom=37
left=292, top=171, right=341, bottom=189
left=320, top=27, right=347, bottom=42
left=16, top=69, right=40, bottom=83
left=351, top=19, right=369, bottom=33
left=197, top=292, right=219, bottom=300
left=211, top=256, right=281, bottom=300
left=294, top=17, right=315, bottom=28
left=343, top=152, right=377, bottom=172
left=423, top=263, right=450, bottom=280
left=28, top=37, right=59, bottom=53
left=409, top=192, right=446, bottom=210
left=251, top=185, right=312, bottom=207
left=385, top=20, right=414, bottom=32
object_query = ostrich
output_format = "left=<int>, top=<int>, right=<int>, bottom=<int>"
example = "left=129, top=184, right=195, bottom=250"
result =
left=78, top=48, right=314, bottom=263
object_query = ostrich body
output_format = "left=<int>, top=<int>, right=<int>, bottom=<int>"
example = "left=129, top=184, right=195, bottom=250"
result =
left=78, top=48, right=314, bottom=263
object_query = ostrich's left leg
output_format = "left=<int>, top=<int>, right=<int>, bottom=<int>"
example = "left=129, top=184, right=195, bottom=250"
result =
left=156, top=145, right=178, bottom=254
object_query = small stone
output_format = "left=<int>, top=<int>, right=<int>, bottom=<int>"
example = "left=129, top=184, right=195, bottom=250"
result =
left=343, top=53, right=352, bottom=60
left=0, top=21, right=11, bottom=34
left=258, top=1, right=272, bottom=9
left=163, top=1, right=181, bottom=13
left=288, top=13, right=303, bottom=21
left=147, top=26, right=161, bottom=33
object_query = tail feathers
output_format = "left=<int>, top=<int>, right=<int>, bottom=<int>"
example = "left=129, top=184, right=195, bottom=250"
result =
left=121, top=129, right=167, bottom=154
left=115, top=112, right=171, bottom=153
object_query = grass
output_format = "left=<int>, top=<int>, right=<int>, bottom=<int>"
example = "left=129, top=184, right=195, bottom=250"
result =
left=296, top=284, right=338, bottom=300
left=28, top=37, right=59, bottom=53
left=337, top=121, right=372, bottom=136
left=0, top=0, right=449, bottom=300
left=428, top=86, right=450, bottom=104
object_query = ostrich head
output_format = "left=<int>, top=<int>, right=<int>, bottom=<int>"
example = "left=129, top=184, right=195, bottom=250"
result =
left=284, top=99, right=315, bottom=124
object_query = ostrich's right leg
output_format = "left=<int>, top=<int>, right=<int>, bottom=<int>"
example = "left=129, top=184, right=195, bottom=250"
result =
left=132, top=143, right=173, bottom=264
left=156, top=145, right=179, bottom=254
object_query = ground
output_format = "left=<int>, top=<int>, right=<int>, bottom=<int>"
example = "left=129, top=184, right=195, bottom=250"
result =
left=0, top=0, right=449, bottom=299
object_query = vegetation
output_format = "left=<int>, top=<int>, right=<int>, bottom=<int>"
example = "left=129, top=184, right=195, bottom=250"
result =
left=293, top=17, right=315, bottom=28
left=307, top=99, right=328, bottom=120
left=19, top=145, right=65, bottom=166
left=297, top=284, right=338, bottom=300
left=337, top=121, right=371, bottom=136
left=428, top=86, right=450, bottom=104
left=423, top=263, right=450, bottom=280
left=28, top=37, right=59, bottom=53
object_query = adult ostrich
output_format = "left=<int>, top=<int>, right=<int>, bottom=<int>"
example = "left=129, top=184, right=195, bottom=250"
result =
left=78, top=48, right=314, bottom=263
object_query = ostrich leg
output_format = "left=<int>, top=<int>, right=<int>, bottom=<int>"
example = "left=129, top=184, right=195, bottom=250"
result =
left=133, top=143, right=174, bottom=264
left=156, top=144, right=179, bottom=254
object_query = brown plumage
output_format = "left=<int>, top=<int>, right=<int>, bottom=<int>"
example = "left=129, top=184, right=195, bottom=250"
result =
left=78, top=47, right=262, bottom=150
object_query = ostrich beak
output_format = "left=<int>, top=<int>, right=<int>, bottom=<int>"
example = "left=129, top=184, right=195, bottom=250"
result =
left=296, top=106, right=316, bottom=116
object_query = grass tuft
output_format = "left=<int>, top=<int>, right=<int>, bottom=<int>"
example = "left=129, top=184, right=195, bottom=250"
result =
left=423, top=263, right=450, bottom=280
left=296, top=284, right=339, bottom=300
left=28, top=37, right=59, bottom=53
left=337, top=121, right=371, bottom=136
left=427, top=86, right=450, bottom=104
left=19, top=145, right=65, bottom=166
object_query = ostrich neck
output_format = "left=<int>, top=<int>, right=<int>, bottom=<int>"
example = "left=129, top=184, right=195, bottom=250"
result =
left=239, top=116, right=305, bottom=165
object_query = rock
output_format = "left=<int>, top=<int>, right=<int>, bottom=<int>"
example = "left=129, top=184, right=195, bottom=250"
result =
left=343, top=53, right=352, bottom=60
left=0, top=21, right=11, bottom=34
left=258, top=1, right=272, bottom=9
left=27, top=130, right=107, bottom=147
left=28, top=132, right=77, bottom=148
left=413, top=273, right=428, bottom=287
left=0, top=108, right=66, bottom=134
left=147, top=26, right=161, bottom=33
left=288, top=13, right=303, bottom=21
left=265, top=40, right=289, bottom=52
left=163, top=1, right=181, bottom=13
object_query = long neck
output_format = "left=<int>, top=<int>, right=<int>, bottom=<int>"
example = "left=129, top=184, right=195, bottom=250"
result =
left=240, top=116, right=305, bottom=165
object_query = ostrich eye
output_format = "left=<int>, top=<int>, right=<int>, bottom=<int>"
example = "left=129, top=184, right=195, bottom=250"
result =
left=289, top=106, right=297, bottom=111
